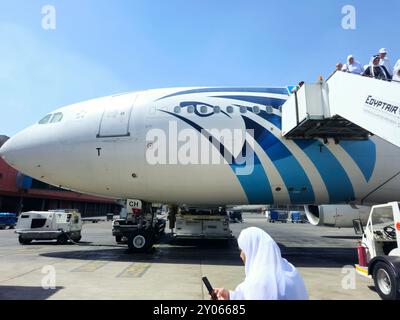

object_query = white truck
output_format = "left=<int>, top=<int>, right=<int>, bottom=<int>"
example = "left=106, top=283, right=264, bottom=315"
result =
left=16, top=209, right=82, bottom=245
left=353, top=202, right=400, bottom=300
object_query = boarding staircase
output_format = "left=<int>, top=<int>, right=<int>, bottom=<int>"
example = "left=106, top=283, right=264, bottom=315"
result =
left=282, top=71, right=400, bottom=147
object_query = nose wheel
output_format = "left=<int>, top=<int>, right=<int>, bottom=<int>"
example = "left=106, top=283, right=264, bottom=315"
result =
left=127, top=230, right=154, bottom=253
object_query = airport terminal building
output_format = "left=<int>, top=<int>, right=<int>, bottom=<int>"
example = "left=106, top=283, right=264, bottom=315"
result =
left=0, top=135, right=119, bottom=217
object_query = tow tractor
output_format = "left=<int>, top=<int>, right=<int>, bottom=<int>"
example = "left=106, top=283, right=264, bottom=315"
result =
left=112, top=199, right=166, bottom=252
left=353, top=202, right=400, bottom=300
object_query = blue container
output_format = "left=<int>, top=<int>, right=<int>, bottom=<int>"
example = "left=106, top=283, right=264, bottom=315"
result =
left=291, top=212, right=302, bottom=222
left=0, top=212, right=17, bottom=227
left=22, top=176, right=33, bottom=189
left=16, top=173, right=32, bottom=190
left=270, top=210, right=279, bottom=221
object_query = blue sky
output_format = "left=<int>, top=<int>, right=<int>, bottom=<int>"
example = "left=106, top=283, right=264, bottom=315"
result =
left=1, top=0, right=399, bottom=136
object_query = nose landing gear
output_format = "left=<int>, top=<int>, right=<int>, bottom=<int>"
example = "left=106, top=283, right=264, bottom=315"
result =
left=112, top=199, right=166, bottom=253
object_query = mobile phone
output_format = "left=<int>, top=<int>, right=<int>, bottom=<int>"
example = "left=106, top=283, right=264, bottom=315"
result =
left=202, top=276, right=213, bottom=293
left=202, top=276, right=217, bottom=300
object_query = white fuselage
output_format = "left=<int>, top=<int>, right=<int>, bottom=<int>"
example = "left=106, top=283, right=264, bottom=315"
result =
left=1, top=87, right=400, bottom=206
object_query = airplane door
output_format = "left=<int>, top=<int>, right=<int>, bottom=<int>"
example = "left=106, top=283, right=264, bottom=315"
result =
left=97, top=94, right=137, bottom=138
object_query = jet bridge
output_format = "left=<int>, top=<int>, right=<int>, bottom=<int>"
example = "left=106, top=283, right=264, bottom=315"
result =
left=282, top=71, right=400, bottom=147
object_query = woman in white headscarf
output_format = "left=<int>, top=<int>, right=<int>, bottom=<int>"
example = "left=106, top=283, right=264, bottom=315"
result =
left=363, top=55, right=392, bottom=80
left=213, top=227, right=308, bottom=300
left=393, top=59, right=400, bottom=82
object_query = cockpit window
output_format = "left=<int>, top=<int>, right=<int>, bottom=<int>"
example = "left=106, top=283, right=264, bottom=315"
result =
left=38, top=114, right=52, bottom=124
left=50, top=112, right=63, bottom=123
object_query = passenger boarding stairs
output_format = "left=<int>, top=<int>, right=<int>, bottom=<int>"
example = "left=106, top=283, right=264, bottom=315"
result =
left=282, top=71, right=400, bottom=147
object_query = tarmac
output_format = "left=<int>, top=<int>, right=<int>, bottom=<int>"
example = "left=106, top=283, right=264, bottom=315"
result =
left=0, top=213, right=379, bottom=300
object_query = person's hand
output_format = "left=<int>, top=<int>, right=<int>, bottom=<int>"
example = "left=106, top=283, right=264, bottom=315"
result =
left=213, top=288, right=230, bottom=300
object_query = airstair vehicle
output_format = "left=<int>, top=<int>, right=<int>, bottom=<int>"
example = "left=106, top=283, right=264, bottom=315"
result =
left=282, top=71, right=400, bottom=148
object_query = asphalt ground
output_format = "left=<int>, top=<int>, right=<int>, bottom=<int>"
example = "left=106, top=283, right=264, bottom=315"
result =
left=0, top=213, right=379, bottom=300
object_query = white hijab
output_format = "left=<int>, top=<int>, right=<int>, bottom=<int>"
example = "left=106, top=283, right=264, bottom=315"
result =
left=393, top=59, right=400, bottom=81
left=369, top=56, right=387, bottom=79
left=230, top=227, right=309, bottom=300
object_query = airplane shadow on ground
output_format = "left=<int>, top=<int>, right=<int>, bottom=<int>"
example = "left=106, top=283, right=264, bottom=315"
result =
left=0, top=286, right=63, bottom=300
left=39, top=235, right=358, bottom=268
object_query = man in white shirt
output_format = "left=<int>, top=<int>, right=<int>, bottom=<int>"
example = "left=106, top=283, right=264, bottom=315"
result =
left=379, top=48, right=393, bottom=77
left=342, top=55, right=363, bottom=74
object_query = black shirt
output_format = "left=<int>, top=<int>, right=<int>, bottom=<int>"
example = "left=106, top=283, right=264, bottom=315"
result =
left=362, top=65, right=392, bottom=80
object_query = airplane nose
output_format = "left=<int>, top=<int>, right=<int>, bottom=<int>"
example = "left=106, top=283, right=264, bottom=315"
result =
left=0, top=138, right=16, bottom=164
left=0, top=131, right=47, bottom=179
left=0, top=144, right=5, bottom=159
left=0, top=127, right=64, bottom=179
left=0, top=129, right=45, bottom=169
left=0, top=138, right=10, bottom=160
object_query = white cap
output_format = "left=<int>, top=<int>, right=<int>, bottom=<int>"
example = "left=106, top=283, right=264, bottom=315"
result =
left=379, top=48, right=388, bottom=54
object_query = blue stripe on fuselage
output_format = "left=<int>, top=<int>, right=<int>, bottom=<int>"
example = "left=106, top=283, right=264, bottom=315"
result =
left=213, top=95, right=286, bottom=109
left=294, top=140, right=355, bottom=202
left=243, top=116, right=315, bottom=204
left=339, top=140, right=376, bottom=182
left=253, top=109, right=282, bottom=129
left=231, top=147, right=274, bottom=204
left=157, top=88, right=288, bottom=101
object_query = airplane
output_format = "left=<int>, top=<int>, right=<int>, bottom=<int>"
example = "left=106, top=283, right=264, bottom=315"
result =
left=1, top=86, right=399, bottom=236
